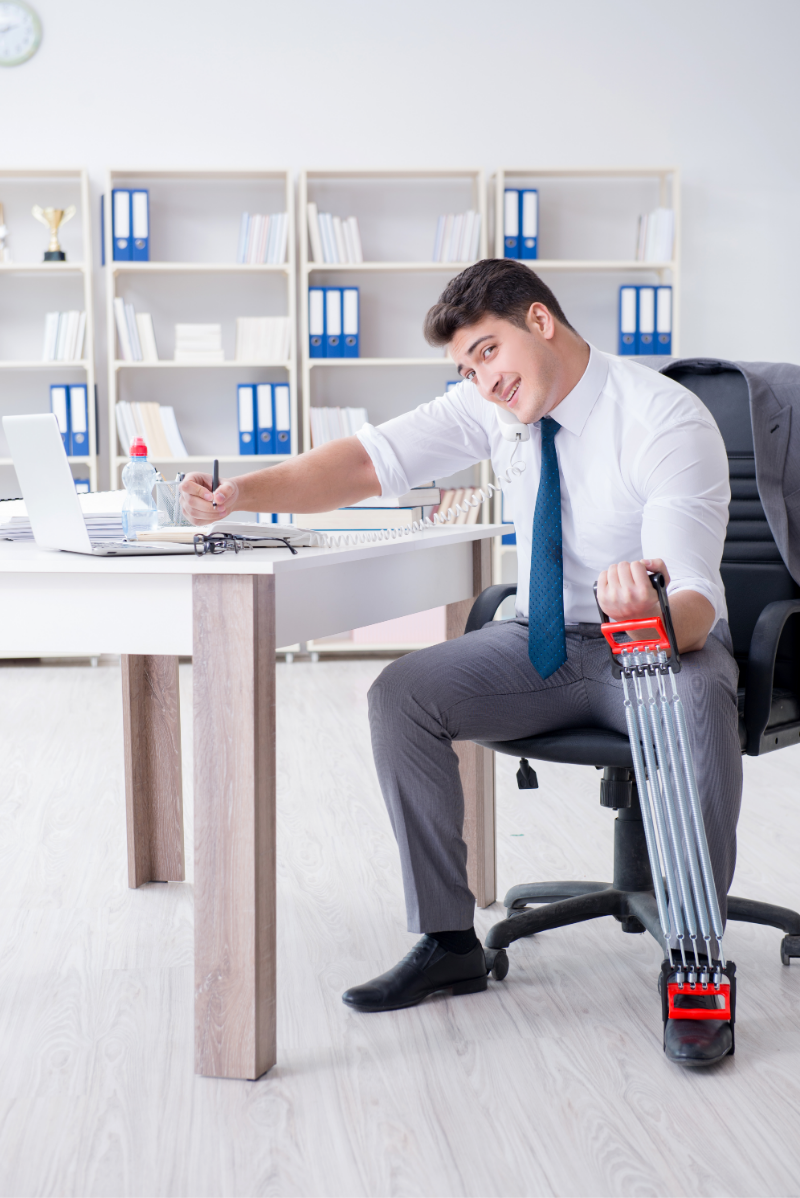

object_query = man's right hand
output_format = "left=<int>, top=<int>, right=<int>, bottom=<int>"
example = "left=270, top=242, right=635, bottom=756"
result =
left=180, top=472, right=240, bottom=525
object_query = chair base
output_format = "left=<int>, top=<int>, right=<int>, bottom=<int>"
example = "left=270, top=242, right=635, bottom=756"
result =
left=484, top=882, right=800, bottom=964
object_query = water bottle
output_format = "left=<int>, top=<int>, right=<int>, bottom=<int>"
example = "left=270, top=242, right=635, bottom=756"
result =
left=121, top=437, right=158, bottom=539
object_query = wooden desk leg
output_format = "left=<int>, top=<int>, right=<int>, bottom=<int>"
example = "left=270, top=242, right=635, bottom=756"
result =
left=445, top=538, right=496, bottom=908
left=121, top=654, right=185, bottom=888
left=193, top=574, right=276, bottom=1081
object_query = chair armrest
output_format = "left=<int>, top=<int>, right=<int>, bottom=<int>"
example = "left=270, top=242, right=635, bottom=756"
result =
left=464, top=585, right=518, bottom=635
left=744, top=599, right=800, bottom=755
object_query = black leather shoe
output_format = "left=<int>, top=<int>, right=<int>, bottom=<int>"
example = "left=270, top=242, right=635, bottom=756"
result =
left=664, top=1016, right=733, bottom=1066
left=342, top=936, right=488, bottom=1012
left=663, top=985, right=733, bottom=1066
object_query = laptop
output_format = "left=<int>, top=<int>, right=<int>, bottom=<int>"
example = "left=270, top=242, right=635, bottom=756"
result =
left=3, top=413, right=196, bottom=556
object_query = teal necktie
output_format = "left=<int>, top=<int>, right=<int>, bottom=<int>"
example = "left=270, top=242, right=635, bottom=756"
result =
left=528, top=416, right=567, bottom=679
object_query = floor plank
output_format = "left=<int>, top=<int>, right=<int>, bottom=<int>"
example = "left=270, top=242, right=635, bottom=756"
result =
left=0, top=657, right=798, bottom=1197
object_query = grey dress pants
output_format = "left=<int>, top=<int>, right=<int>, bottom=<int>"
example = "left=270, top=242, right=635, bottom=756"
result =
left=367, top=619, right=742, bottom=934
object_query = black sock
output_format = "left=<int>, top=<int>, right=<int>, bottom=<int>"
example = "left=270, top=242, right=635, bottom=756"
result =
left=429, top=927, right=479, bottom=954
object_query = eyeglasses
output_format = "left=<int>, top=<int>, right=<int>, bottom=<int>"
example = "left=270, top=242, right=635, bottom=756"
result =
left=192, top=533, right=298, bottom=557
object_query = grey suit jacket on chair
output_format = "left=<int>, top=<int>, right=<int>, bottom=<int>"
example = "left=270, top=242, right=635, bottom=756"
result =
left=655, top=357, right=800, bottom=587
left=736, top=362, right=800, bottom=586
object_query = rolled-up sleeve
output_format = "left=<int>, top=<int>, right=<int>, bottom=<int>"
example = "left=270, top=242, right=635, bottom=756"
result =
left=636, top=422, right=730, bottom=622
left=356, top=388, right=491, bottom=498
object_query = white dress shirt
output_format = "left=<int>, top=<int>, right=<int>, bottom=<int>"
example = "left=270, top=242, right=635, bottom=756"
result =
left=357, top=346, right=730, bottom=625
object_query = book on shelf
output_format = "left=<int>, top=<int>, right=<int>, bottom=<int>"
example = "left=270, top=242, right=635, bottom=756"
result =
left=238, top=382, right=292, bottom=455
left=235, top=316, right=291, bottom=362
left=174, top=323, right=225, bottom=363
left=302, top=506, right=423, bottom=531
left=503, top=190, right=538, bottom=259
left=49, top=383, right=89, bottom=456
left=431, top=211, right=481, bottom=263
left=111, top=188, right=149, bottom=261
left=635, top=207, right=674, bottom=262
left=307, top=287, right=360, bottom=358
left=42, top=311, right=86, bottom=362
left=237, top=212, right=289, bottom=265
left=433, top=486, right=481, bottom=525
left=113, top=298, right=158, bottom=362
left=115, top=400, right=188, bottom=458
left=618, top=284, right=672, bottom=355
left=309, top=406, right=368, bottom=447
left=306, top=202, right=364, bottom=264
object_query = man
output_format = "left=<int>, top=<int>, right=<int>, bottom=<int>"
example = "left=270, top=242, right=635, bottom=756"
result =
left=181, top=259, right=741, bottom=1067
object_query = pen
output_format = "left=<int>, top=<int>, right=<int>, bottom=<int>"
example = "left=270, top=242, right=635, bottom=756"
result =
left=211, top=459, right=219, bottom=510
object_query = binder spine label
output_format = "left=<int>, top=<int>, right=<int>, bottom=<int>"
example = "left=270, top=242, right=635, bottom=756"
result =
left=504, top=189, right=520, bottom=258
left=520, top=189, right=538, bottom=260
left=618, top=286, right=638, bottom=356
left=343, top=287, right=359, bottom=357
left=237, top=384, right=256, bottom=454
left=309, top=288, right=325, bottom=358
left=112, top=189, right=132, bottom=261
left=256, top=383, right=274, bottom=454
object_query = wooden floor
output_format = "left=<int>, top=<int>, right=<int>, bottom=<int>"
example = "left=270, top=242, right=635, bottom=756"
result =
left=0, top=657, right=799, bottom=1198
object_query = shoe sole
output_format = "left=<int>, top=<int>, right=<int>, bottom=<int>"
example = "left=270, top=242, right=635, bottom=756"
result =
left=667, top=1049, right=733, bottom=1068
left=343, top=973, right=488, bottom=1013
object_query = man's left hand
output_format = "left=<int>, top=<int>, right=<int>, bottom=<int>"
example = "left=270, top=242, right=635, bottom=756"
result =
left=597, top=558, right=669, bottom=622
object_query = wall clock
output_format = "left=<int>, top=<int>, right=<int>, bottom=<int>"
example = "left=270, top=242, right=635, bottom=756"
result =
left=0, top=1, right=42, bottom=66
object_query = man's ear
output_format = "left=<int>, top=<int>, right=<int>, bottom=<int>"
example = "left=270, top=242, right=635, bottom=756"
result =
left=526, top=302, right=556, bottom=340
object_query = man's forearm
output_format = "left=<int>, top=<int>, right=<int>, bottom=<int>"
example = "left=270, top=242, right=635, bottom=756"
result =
left=668, top=590, right=716, bottom=654
left=236, top=436, right=381, bottom=513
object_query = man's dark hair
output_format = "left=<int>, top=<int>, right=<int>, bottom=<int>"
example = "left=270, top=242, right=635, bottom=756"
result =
left=423, top=258, right=576, bottom=347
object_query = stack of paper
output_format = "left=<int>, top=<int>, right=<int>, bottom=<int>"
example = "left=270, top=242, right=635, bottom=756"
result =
left=174, top=324, right=224, bottom=363
left=0, top=513, right=125, bottom=542
left=235, top=317, right=291, bottom=362
left=116, top=400, right=188, bottom=459
left=635, top=208, right=675, bottom=262
left=432, top=212, right=481, bottom=263
left=307, top=203, right=364, bottom=264
left=42, top=311, right=87, bottom=362
left=309, top=406, right=368, bottom=447
left=237, top=213, right=289, bottom=264
left=113, top=298, right=158, bottom=362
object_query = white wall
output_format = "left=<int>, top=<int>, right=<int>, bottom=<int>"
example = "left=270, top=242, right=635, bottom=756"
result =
left=1, top=0, right=797, bottom=423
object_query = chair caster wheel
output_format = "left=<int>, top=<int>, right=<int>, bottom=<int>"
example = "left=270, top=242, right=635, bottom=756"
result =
left=484, top=947, right=509, bottom=981
left=780, top=934, right=800, bottom=965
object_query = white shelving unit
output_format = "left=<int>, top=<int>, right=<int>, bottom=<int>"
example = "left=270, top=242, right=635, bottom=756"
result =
left=491, top=166, right=681, bottom=586
left=298, top=168, right=490, bottom=654
left=0, top=169, right=98, bottom=495
left=104, top=169, right=297, bottom=487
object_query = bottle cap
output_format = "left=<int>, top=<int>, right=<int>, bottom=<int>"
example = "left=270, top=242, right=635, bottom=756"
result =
left=130, top=437, right=147, bottom=457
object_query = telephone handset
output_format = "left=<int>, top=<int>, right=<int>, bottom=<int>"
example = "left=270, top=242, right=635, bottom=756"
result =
left=495, top=404, right=531, bottom=442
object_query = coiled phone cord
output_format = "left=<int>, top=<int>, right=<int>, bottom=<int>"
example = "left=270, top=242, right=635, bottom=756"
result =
left=307, top=458, right=526, bottom=550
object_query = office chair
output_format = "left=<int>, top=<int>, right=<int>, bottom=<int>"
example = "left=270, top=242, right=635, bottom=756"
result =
left=466, top=360, right=800, bottom=980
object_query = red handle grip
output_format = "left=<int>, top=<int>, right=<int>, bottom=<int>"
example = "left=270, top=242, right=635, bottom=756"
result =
left=600, top=615, right=671, bottom=656
left=667, top=981, right=732, bottom=1021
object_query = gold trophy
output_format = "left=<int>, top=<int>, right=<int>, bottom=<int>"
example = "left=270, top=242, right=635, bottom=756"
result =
left=32, top=204, right=76, bottom=261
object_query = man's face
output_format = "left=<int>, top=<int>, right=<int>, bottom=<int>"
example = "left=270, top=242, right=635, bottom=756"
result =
left=448, top=305, right=560, bottom=425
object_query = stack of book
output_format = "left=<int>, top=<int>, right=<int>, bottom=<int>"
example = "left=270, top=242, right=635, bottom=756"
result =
left=174, top=324, right=224, bottom=363
left=237, top=212, right=289, bottom=264
left=115, top=400, right=188, bottom=458
left=113, top=299, right=158, bottom=362
left=300, top=487, right=441, bottom=532
left=433, top=485, right=483, bottom=525
left=432, top=212, right=481, bottom=263
left=306, top=203, right=364, bottom=264
left=309, top=406, right=368, bottom=447
left=42, top=311, right=86, bottom=362
left=635, top=208, right=674, bottom=262
left=235, top=317, right=291, bottom=362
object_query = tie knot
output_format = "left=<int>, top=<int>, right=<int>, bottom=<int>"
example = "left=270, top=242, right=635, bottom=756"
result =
left=539, top=416, right=561, bottom=443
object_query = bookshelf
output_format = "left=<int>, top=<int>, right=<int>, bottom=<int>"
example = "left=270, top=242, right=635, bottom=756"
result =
left=298, top=167, right=490, bottom=655
left=104, top=169, right=297, bottom=487
left=491, top=165, right=681, bottom=587
left=0, top=168, right=98, bottom=495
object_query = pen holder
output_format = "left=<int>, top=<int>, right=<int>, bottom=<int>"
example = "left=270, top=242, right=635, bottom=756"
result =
left=154, top=479, right=192, bottom=527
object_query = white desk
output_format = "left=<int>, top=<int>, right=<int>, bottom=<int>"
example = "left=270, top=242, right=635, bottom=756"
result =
left=0, top=525, right=500, bottom=1080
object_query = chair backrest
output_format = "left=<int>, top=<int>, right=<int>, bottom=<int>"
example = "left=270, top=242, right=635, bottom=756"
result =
left=661, top=360, right=799, bottom=693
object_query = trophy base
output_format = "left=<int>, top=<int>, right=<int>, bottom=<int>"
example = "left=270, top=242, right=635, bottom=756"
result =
left=43, top=250, right=66, bottom=262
